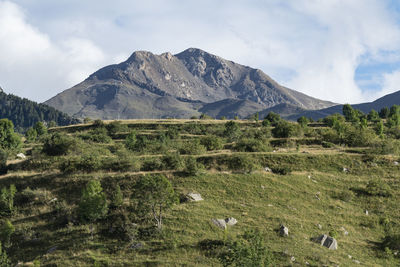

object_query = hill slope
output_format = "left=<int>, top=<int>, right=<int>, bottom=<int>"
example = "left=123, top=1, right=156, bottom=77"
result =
left=3, top=119, right=399, bottom=266
left=45, top=48, right=335, bottom=119
left=285, top=90, right=400, bottom=120
left=0, top=89, right=79, bottom=131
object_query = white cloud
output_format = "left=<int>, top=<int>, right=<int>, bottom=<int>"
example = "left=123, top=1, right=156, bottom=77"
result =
left=0, top=1, right=108, bottom=102
left=1, top=0, right=400, bottom=105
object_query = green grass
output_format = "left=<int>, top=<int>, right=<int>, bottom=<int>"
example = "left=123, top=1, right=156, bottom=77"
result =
left=1, top=119, right=399, bottom=266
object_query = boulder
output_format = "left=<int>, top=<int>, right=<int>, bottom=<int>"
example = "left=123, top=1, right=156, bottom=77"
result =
left=313, top=234, right=337, bottom=250
left=212, top=219, right=227, bottom=229
left=186, top=193, right=203, bottom=202
left=47, top=246, right=57, bottom=254
left=279, top=225, right=289, bottom=236
left=16, top=153, right=26, bottom=159
left=225, top=217, right=237, bottom=226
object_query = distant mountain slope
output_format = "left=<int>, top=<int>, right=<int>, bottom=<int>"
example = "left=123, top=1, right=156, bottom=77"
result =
left=286, top=90, right=400, bottom=120
left=45, top=48, right=335, bottom=119
left=0, top=89, right=79, bottom=131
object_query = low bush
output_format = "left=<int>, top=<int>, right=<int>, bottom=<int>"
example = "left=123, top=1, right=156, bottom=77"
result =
left=200, top=135, right=224, bottom=151
left=365, top=180, right=392, bottom=197
left=227, top=155, right=259, bottom=173
left=184, top=156, right=204, bottom=176
left=42, top=133, right=76, bottom=156
left=179, top=139, right=206, bottom=155
left=161, top=153, right=184, bottom=171
left=233, top=138, right=271, bottom=152
left=141, top=157, right=162, bottom=171
left=272, top=121, right=300, bottom=138
left=271, top=166, right=291, bottom=175
left=0, top=150, right=7, bottom=175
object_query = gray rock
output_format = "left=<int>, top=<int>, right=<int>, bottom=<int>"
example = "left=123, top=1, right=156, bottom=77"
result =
left=186, top=193, right=203, bottom=202
left=47, top=246, right=57, bottom=254
left=225, top=217, right=237, bottom=226
left=279, top=225, right=289, bottom=236
left=212, top=219, right=227, bottom=229
left=130, top=242, right=143, bottom=249
left=313, top=234, right=338, bottom=250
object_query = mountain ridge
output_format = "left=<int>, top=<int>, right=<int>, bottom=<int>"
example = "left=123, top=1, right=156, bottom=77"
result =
left=45, top=48, right=335, bottom=119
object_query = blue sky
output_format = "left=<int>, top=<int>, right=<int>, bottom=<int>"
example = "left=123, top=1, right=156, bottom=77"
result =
left=1, top=0, right=400, bottom=104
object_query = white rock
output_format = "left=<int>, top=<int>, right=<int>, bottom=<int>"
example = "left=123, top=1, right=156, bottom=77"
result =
left=394, top=161, right=399, bottom=166
left=343, top=167, right=348, bottom=173
left=16, top=153, right=26, bottom=159
left=280, top=225, right=289, bottom=236
left=187, top=193, right=203, bottom=202
left=353, top=260, right=360, bottom=264
left=307, top=175, right=311, bottom=179
left=264, top=167, right=272, bottom=172
left=225, top=217, right=238, bottom=226
left=291, top=256, right=295, bottom=262
left=260, top=185, right=265, bottom=189
left=348, top=255, right=352, bottom=259
left=317, top=224, right=323, bottom=229
left=365, top=210, right=369, bottom=215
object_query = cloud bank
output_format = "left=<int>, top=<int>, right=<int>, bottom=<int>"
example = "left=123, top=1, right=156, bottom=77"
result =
left=1, top=0, right=400, bottom=104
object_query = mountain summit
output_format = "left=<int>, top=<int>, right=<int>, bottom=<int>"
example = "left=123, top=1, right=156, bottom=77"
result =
left=45, top=48, right=335, bottom=119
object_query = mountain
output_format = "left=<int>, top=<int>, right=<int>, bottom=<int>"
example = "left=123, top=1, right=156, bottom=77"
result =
left=285, top=90, right=400, bottom=121
left=45, top=48, right=335, bottom=119
left=0, top=88, right=79, bottom=131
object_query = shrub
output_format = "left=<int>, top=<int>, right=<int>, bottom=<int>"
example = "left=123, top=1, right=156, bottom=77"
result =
left=0, top=220, right=14, bottom=247
left=321, top=141, right=335, bottom=148
left=110, top=184, right=123, bottom=209
left=85, top=127, right=112, bottom=143
left=25, top=127, right=37, bottom=143
left=141, top=158, right=162, bottom=171
left=223, top=121, right=241, bottom=141
left=271, top=166, right=291, bottom=175
left=161, top=153, right=184, bottom=171
left=200, top=135, right=224, bottom=151
left=263, top=112, right=281, bottom=127
left=0, top=242, right=9, bottom=266
left=234, top=138, right=271, bottom=152
left=184, top=156, right=203, bottom=176
left=93, top=119, right=105, bottom=127
left=218, top=229, right=274, bottom=267
left=78, top=180, right=108, bottom=223
left=382, top=233, right=400, bottom=251
left=0, top=150, right=7, bottom=175
left=297, top=116, right=309, bottom=127
left=33, top=121, right=47, bottom=136
left=106, top=121, right=128, bottom=138
left=228, top=155, right=258, bottom=173
left=0, top=185, right=16, bottom=215
left=18, top=187, right=53, bottom=205
left=272, top=121, right=299, bottom=138
left=125, top=131, right=137, bottom=151
left=332, top=190, right=354, bottom=202
left=42, top=133, right=76, bottom=156
left=79, top=154, right=102, bottom=172
left=365, top=180, right=392, bottom=197
left=179, top=139, right=206, bottom=155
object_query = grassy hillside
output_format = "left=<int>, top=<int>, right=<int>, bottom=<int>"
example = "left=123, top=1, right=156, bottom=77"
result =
left=1, top=117, right=400, bottom=266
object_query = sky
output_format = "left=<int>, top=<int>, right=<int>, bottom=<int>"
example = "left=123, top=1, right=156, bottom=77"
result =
left=1, top=0, right=400, bottom=104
